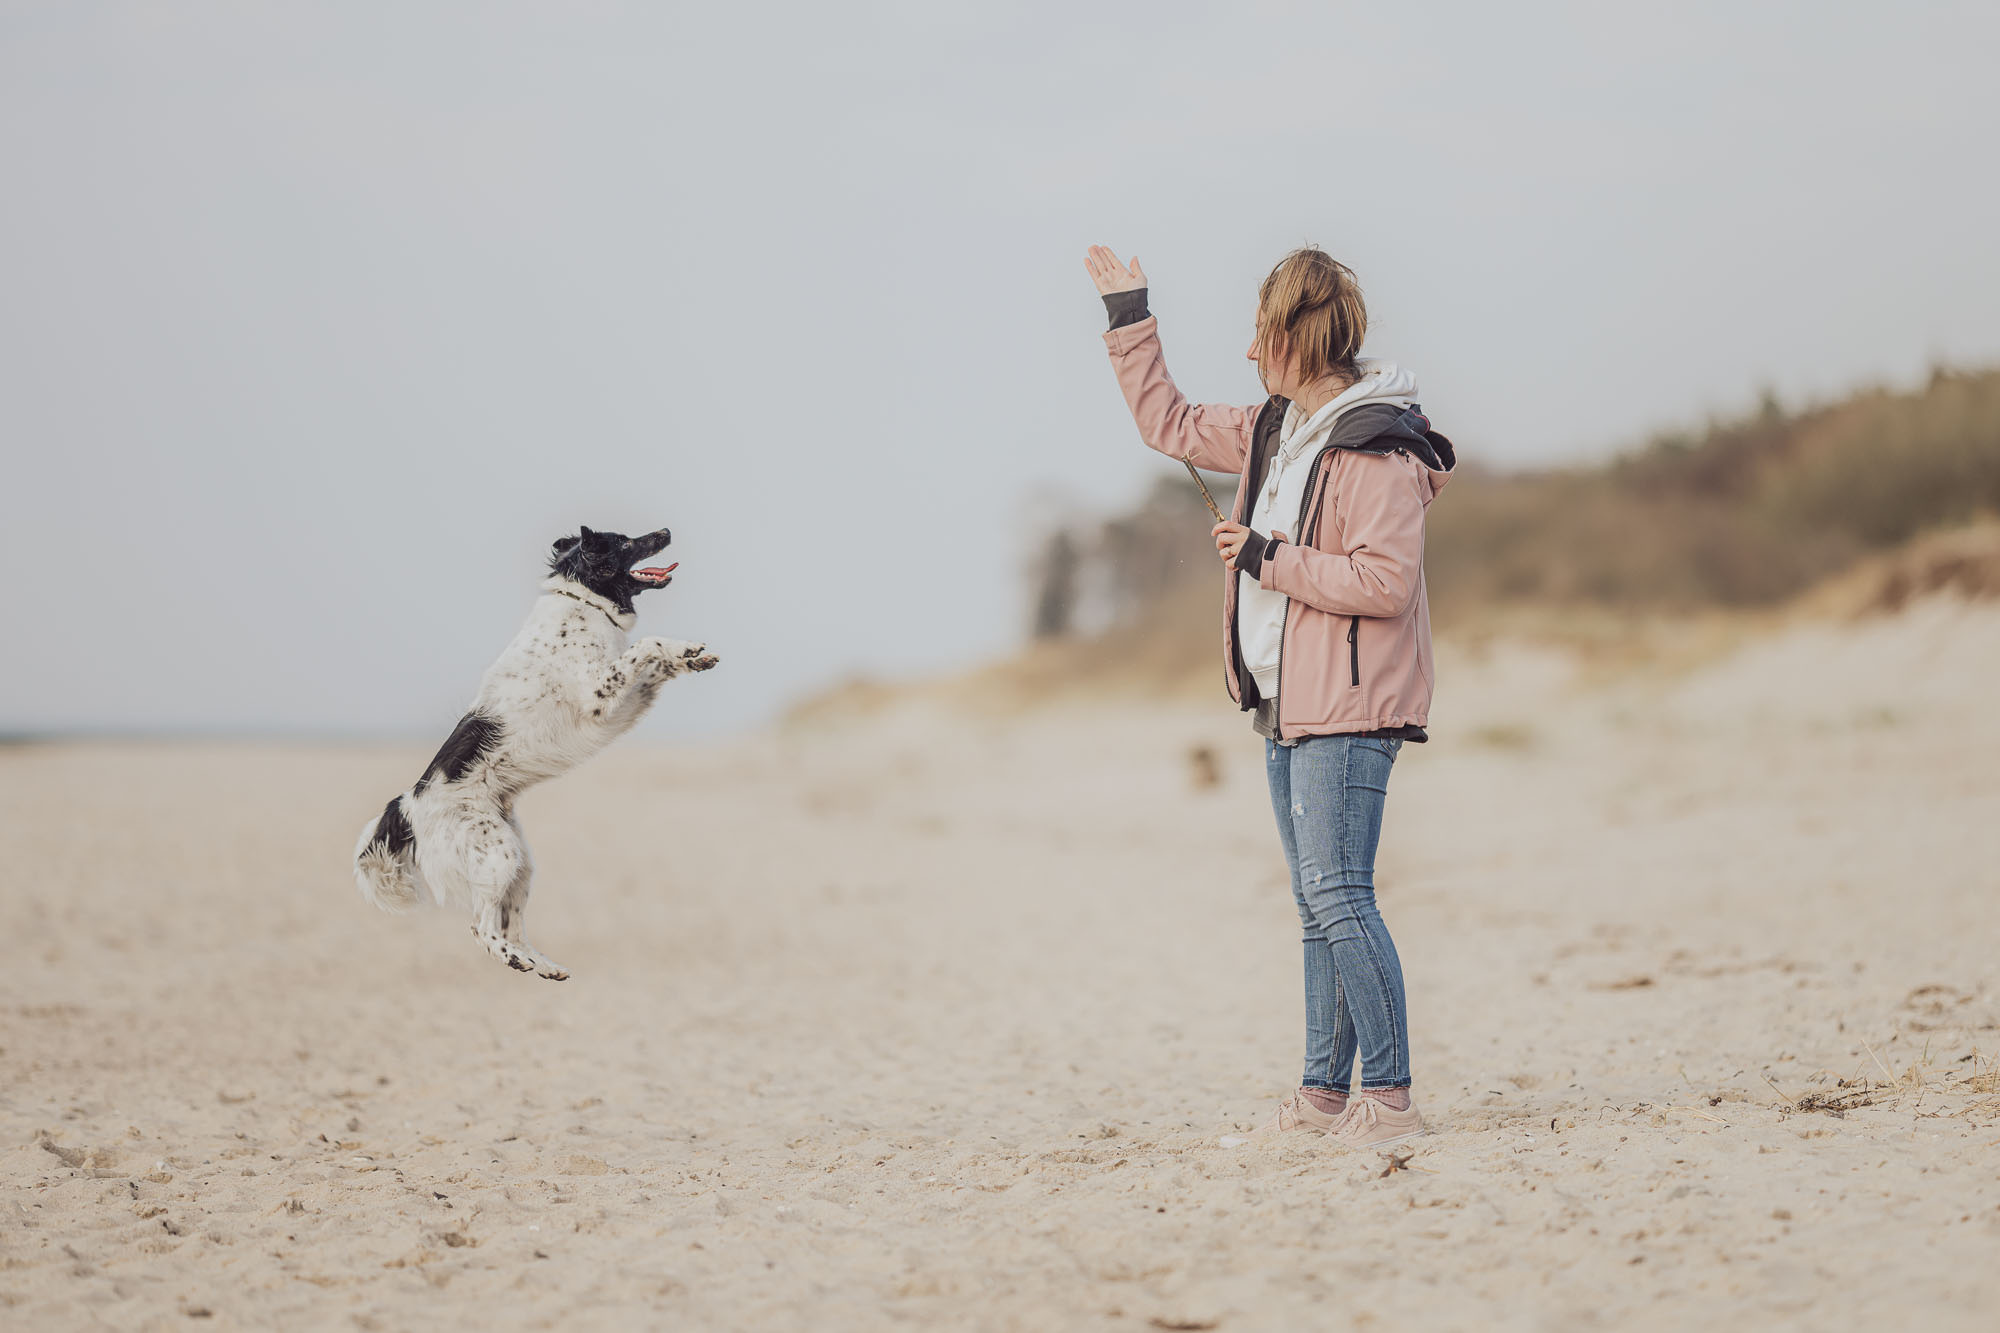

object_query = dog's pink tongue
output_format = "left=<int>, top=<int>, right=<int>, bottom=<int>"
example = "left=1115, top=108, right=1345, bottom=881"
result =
left=633, top=562, right=678, bottom=585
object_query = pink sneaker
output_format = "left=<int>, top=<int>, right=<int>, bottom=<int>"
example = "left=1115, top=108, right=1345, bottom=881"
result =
left=1218, top=1088, right=1347, bottom=1146
left=1325, top=1095, right=1424, bottom=1150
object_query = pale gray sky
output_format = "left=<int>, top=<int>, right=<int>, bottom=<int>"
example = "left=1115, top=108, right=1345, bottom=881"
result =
left=4, top=1, right=1996, bottom=739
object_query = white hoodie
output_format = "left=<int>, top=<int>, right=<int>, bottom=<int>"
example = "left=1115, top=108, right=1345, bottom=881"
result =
left=1238, top=360, right=1420, bottom=701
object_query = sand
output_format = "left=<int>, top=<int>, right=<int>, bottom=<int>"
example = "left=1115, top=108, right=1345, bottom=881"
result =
left=5, top=598, right=1999, bottom=1331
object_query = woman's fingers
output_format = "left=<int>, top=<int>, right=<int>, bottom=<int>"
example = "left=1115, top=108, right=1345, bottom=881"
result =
left=1084, top=245, right=1145, bottom=294
left=1084, top=248, right=1111, bottom=293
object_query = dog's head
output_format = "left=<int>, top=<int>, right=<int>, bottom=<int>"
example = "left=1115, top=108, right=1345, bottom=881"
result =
left=547, top=526, right=675, bottom=614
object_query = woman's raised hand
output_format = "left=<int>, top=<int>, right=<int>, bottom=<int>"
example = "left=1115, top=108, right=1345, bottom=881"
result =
left=1084, top=245, right=1147, bottom=296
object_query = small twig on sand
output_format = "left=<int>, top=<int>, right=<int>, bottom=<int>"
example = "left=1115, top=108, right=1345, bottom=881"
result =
left=1859, top=1036, right=1902, bottom=1090
left=1762, top=1067, right=1883, bottom=1119
left=1759, top=1072, right=1797, bottom=1107
left=1368, top=1144, right=1432, bottom=1176
left=1670, top=1105, right=1729, bottom=1125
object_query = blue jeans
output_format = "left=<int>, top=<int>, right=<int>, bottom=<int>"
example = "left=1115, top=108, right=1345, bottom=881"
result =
left=1265, top=734, right=1411, bottom=1092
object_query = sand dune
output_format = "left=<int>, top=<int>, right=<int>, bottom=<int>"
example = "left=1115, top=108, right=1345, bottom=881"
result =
left=4, top=599, right=1998, bottom=1330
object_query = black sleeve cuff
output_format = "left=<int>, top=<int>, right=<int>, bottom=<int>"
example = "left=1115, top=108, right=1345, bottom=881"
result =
left=1236, top=529, right=1279, bottom=580
left=1103, top=288, right=1151, bottom=330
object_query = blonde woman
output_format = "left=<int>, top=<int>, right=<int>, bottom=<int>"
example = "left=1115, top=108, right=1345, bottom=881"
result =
left=1085, top=245, right=1456, bottom=1148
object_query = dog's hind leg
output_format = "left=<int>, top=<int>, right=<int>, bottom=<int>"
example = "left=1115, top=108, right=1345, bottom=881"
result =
left=496, top=828, right=568, bottom=982
left=464, top=816, right=569, bottom=981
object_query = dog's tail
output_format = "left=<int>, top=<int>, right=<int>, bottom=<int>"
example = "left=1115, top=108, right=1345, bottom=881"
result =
left=353, top=794, right=426, bottom=914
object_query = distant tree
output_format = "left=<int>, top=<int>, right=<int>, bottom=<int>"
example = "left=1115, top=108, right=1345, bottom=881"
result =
left=1021, top=471, right=1238, bottom=642
left=1096, top=476, right=1225, bottom=622
left=1028, top=527, right=1080, bottom=639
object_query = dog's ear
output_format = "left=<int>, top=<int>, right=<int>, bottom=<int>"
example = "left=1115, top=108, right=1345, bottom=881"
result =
left=551, top=533, right=580, bottom=557
left=579, top=526, right=597, bottom=541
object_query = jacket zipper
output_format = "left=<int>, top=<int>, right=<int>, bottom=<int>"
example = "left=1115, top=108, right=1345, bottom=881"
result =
left=1348, top=615, right=1360, bottom=687
left=1238, top=401, right=1283, bottom=715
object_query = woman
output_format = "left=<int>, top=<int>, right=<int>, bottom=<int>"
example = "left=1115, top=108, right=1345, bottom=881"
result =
left=1084, top=245, right=1455, bottom=1149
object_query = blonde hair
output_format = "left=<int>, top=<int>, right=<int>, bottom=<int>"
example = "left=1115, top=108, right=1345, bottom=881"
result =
left=1256, top=248, right=1367, bottom=389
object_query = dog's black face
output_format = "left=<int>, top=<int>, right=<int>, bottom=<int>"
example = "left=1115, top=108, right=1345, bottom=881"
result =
left=547, top=526, right=675, bottom=615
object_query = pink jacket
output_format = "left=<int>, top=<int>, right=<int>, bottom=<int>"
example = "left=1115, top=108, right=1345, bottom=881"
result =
left=1103, top=314, right=1456, bottom=740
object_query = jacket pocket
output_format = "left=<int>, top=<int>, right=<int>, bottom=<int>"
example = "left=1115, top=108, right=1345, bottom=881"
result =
left=1347, top=615, right=1361, bottom=688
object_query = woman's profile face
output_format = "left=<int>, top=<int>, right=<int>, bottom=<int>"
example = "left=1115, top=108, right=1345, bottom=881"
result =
left=1247, top=311, right=1301, bottom=400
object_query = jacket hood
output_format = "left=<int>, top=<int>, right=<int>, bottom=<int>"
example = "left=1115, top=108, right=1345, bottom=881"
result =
left=1278, top=360, right=1419, bottom=456
left=1323, top=398, right=1457, bottom=504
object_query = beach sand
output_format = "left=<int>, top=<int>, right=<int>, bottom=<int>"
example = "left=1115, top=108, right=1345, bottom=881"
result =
left=5, top=598, right=1999, bottom=1330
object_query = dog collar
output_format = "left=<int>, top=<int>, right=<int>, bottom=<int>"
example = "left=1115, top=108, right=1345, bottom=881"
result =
left=541, top=578, right=636, bottom=630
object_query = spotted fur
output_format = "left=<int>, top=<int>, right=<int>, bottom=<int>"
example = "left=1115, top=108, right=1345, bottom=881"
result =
left=352, top=525, right=719, bottom=979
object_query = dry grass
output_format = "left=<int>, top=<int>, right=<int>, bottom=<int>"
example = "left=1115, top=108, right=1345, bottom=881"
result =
left=1755, top=1024, right=2000, bottom=1126
left=1794, top=518, right=2000, bottom=618
left=1962, top=1061, right=2000, bottom=1096
left=1787, top=1087, right=1883, bottom=1118
left=1429, top=366, right=2000, bottom=619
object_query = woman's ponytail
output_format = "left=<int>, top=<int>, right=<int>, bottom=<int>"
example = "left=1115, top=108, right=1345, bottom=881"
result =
left=1256, top=248, right=1368, bottom=389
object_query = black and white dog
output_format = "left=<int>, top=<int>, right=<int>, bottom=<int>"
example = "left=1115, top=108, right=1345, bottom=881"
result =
left=353, top=525, right=717, bottom=979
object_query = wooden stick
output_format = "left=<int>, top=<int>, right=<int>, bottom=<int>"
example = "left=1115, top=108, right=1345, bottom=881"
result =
left=1182, top=456, right=1225, bottom=523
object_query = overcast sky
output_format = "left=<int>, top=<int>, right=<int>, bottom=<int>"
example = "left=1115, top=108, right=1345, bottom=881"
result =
left=4, top=1, right=1996, bottom=740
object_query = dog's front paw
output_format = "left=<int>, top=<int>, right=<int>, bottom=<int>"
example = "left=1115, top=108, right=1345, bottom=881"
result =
left=629, top=637, right=680, bottom=681
left=679, top=643, right=720, bottom=673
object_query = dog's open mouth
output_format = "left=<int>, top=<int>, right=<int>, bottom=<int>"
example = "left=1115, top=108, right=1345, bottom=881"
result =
left=632, top=561, right=678, bottom=586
